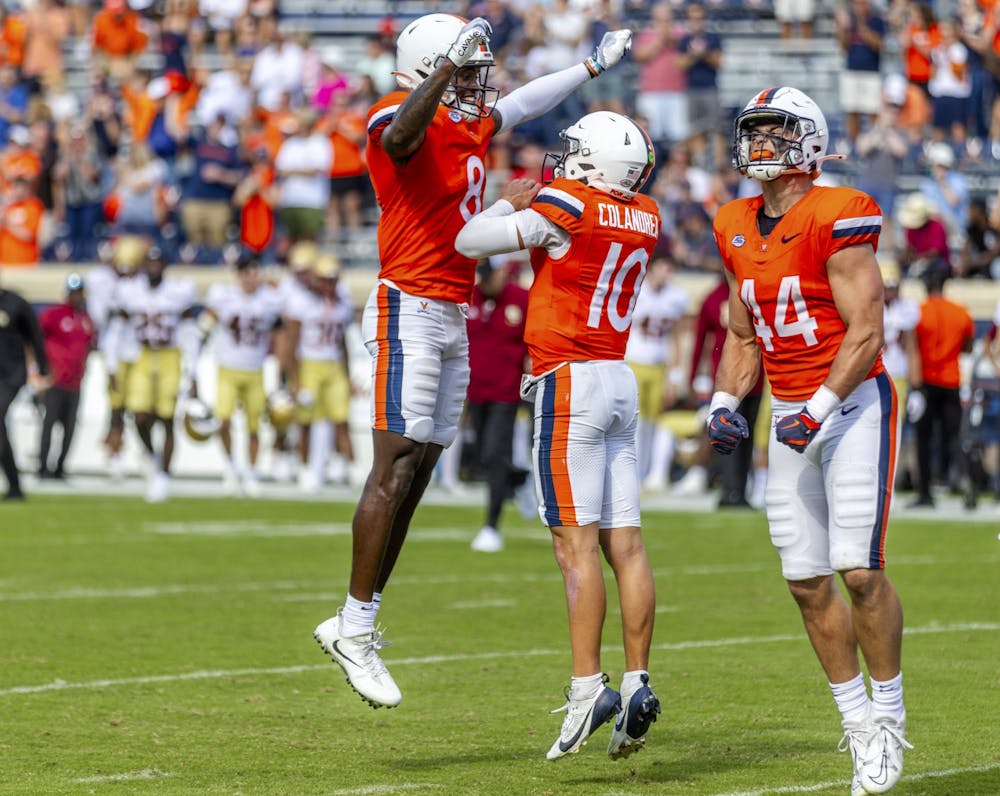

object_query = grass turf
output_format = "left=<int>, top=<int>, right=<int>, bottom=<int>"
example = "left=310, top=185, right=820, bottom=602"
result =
left=1, top=496, right=998, bottom=795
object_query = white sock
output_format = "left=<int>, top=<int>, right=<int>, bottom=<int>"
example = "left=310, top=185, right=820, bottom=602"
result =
left=620, top=669, right=649, bottom=699
left=648, top=426, right=675, bottom=482
left=372, top=591, right=382, bottom=620
left=871, top=672, right=905, bottom=720
left=570, top=672, right=604, bottom=700
left=341, top=594, right=376, bottom=636
left=830, top=672, right=870, bottom=726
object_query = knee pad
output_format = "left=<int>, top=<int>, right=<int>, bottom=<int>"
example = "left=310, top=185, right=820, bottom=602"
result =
left=406, top=416, right=435, bottom=444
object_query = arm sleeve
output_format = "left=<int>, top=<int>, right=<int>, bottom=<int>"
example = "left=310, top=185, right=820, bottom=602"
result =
left=493, top=63, right=591, bottom=134
left=455, top=201, right=569, bottom=260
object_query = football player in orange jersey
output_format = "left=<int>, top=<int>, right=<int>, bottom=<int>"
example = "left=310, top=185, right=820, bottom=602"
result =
left=456, top=111, right=661, bottom=762
left=708, top=87, right=910, bottom=795
left=312, top=14, right=634, bottom=711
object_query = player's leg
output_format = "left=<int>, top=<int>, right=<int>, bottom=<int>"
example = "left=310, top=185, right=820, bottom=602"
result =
left=0, top=383, right=23, bottom=498
left=55, top=388, right=81, bottom=477
left=127, top=351, right=156, bottom=458
left=215, top=366, right=240, bottom=491
left=825, top=374, right=910, bottom=793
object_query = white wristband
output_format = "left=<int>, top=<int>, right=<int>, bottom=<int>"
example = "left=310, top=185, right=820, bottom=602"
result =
left=804, top=384, right=843, bottom=423
left=708, top=391, right=740, bottom=417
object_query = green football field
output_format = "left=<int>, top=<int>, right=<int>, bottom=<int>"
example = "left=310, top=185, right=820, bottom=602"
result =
left=1, top=495, right=998, bottom=795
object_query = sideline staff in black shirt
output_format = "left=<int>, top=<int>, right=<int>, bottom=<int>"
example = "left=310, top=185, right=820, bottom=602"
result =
left=1, top=285, right=49, bottom=500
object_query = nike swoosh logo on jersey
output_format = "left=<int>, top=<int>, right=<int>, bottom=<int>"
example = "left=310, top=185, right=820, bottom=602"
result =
left=781, top=233, right=802, bottom=244
left=840, top=405, right=859, bottom=416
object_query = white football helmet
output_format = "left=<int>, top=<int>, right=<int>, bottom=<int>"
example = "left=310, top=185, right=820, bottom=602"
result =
left=733, top=87, right=829, bottom=181
left=182, top=397, right=221, bottom=443
left=394, top=13, right=497, bottom=119
left=545, top=112, right=655, bottom=200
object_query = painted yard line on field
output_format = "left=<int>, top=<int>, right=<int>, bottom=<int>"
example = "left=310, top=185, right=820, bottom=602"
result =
left=2, top=621, right=997, bottom=697
left=73, top=769, right=171, bottom=783
left=330, top=785, right=439, bottom=795
left=708, top=762, right=1000, bottom=796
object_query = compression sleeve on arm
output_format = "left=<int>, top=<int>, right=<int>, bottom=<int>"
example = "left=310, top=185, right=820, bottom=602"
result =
left=455, top=201, right=570, bottom=260
left=493, top=63, right=591, bottom=134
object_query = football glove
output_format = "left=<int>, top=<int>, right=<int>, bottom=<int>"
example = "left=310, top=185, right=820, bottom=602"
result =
left=585, top=29, right=632, bottom=76
left=446, top=17, right=492, bottom=68
left=775, top=408, right=822, bottom=453
left=906, top=387, right=926, bottom=423
left=708, top=408, right=749, bottom=455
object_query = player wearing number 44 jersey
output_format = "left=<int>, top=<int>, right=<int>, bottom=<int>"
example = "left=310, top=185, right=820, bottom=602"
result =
left=312, top=13, right=634, bottom=711
left=456, top=111, right=661, bottom=762
left=709, top=87, right=910, bottom=795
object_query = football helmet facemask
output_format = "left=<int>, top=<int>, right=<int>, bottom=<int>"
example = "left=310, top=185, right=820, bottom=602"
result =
left=733, top=87, right=829, bottom=181
left=543, top=112, right=655, bottom=200
left=182, top=397, right=221, bottom=442
left=394, top=13, right=498, bottom=120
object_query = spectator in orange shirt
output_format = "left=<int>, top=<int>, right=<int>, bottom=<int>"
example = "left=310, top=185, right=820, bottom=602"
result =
left=1, top=125, right=41, bottom=191
left=320, top=92, right=367, bottom=234
left=0, top=6, right=26, bottom=70
left=21, top=0, right=70, bottom=84
left=92, top=0, right=149, bottom=82
left=900, top=1, right=940, bottom=96
left=0, top=175, right=44, bottom=265
left=908, top=259, right=976, bottom=507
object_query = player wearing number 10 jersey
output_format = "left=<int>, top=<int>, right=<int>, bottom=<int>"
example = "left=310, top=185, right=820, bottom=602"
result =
left=457, top=111, right=662, bottom=762
left=313, top=13, right=635, bottom=711
left=709, top=87, right=910, bottom=795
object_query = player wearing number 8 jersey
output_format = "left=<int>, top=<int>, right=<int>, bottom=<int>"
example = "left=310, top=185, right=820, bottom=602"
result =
left=709, top=87, right=910, bottom=795
left=313, top=14, right=636, bottom=710
left=457, top=111, right=662, bottom=762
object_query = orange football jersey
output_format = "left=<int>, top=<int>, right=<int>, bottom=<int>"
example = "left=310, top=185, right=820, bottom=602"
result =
left=713, top=186, right=885, bottom=401
left=525, top=179, right=661, bottom=375
left=367, top=91, right=496, bottom=304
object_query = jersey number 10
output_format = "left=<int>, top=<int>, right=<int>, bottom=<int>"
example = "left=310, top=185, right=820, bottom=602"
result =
left=740, top=275, right=819, bottom=352
left=587, top=243, right=649, bottom=332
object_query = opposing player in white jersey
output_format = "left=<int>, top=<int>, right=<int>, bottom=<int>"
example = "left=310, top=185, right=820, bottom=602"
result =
left=457, top=112, right=662, bottom=762
left=201, top=257, right=285, bottom=495
left=110, top=247, right=199, bottom=502
left=282, top=253, right=355, bottom=491
left=623, top=255, right=690, bottom=490
left=87, top=235, right=145, bottom=479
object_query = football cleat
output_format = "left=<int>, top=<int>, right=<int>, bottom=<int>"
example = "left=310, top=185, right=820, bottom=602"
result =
left=313, top=610, right=401, bottom=709
left=838, top=717, right=870, bottom=796
left=608, top=673, right=661, bottom=760
left=546, top=675, right=621, bottom=760
left=859, top=713, right=913, bottom=794
left=470, top=526, right=503, bottom=553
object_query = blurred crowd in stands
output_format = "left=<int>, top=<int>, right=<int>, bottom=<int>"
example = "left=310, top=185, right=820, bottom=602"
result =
left=0, top=0, right=999, bottom=279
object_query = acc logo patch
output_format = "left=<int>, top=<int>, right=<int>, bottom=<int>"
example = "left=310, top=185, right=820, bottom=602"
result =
left=448, top=110, right=463, bottom=123
left=732, top=235, right=746, bottom=248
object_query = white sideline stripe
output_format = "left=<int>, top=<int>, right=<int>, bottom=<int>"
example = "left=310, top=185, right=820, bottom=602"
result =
left=73, top=769, right=171, bottom=783
left=709, top=762, right=1000, bottom=796
left=330, top=786, right=439, bottom=795
left=2, top=621, right=996, bottom=697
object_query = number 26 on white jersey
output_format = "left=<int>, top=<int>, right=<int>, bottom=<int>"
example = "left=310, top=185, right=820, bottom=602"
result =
left=740, top=275, right=818, bottom=352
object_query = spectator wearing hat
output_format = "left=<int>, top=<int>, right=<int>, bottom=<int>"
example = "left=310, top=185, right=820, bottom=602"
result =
left=908, top=260, right=975, bottom=507
left=0, top=174, right=44, bottom=266
left=92, top=0, right=149, bottom=82
left=1, top=124, right=41, bottom=191
left=897, top=192, right=951, bottom=275
left=37, top=273, right=95, bottom=480
left=465, top=256, right=530, bottom=553
left=919, top=141, right=969, bottom=243
left=53, top=124, right=104, bottom=262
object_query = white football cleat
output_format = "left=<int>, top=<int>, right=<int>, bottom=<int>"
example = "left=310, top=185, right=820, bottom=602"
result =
left=672, top=465, right=707, bottom=496
left=145, top=472, right=170, bottom=503
left=859, top=713, right=913, bottom=794
left=470, top=526, right=503, bottom=553
left=838, top=717, right=870, bottom=796
left=242, top=471, right=261, bottom=498
left=608, top=673, right=661, bottom=760
left=222, top=468, right=242, bottom=496
left=546, top=676, right=621, bottom=760
left=313, top=611, right=401, bottom=709
left=298, top=468, right=320, bottom=493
